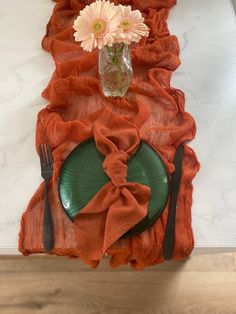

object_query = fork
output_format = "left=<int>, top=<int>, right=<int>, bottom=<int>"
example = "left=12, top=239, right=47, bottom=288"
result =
left=40, top=143, right=54, bottom=252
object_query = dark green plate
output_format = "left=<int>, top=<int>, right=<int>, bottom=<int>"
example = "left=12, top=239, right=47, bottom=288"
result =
left=58, top=139, right=169, bottom=238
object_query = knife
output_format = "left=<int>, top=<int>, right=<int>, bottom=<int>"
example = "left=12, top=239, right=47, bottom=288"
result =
left=162, top=145, right=184, bottom=260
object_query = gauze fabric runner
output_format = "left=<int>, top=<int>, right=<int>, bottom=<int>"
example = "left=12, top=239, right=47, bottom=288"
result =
left=18, top=0, right=200, bottom=270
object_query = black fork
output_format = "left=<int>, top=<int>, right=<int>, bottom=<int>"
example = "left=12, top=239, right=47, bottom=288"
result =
left=39, top=143, right=54, bottom=252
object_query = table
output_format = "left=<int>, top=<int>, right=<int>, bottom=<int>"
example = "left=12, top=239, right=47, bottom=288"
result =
left=0, top=0, right=236, bottom=254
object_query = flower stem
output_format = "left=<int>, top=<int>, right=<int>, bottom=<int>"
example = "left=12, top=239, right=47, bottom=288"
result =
left=103, top=43, right=127, bottom=95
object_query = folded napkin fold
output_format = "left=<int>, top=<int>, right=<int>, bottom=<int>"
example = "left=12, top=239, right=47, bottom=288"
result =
left=74, top=108, right=150, bottom=260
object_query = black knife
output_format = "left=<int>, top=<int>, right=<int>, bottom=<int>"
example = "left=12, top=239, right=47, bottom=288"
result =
left=162, top=145, right=184, bottom=260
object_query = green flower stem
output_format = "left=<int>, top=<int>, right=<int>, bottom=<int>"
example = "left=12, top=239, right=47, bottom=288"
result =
left=118, top=43, right=125, bottom=53
left=105, top=45, right=112, bottom=54
left=103, top=43, right=127, bottom=95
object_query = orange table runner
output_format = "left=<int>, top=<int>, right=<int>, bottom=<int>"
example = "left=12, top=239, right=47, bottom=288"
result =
left=19, top=0, right=200, bottom=270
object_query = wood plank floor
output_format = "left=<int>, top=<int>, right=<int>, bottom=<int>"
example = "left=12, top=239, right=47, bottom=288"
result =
left=1, top=253, right=236, bottom=314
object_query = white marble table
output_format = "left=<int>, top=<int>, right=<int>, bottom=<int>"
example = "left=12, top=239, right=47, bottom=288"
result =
left=0, top=0, right=236, bottom=254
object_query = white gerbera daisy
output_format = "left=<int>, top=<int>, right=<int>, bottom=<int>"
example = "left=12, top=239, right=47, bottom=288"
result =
left=73, top=0, right=122, bottom=52
left=116, top=5, right=149, bottom=44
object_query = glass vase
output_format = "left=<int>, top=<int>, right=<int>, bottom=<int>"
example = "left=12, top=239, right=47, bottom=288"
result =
left=98, top=43, right=133, bottom=98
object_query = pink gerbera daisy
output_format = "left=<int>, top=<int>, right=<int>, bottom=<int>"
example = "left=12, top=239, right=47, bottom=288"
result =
left=73, top=0, right=121, bottom=52
left=116, top=5, right=149, bottom=44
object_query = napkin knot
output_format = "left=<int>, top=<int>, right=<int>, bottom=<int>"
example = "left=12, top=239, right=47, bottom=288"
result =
left=74, top=108, right=150, bottom=262
left=103, top=150, right=128, bottom=187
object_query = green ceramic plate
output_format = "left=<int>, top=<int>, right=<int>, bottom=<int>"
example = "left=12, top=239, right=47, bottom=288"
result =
left=58, top=139, right=169, bottom=238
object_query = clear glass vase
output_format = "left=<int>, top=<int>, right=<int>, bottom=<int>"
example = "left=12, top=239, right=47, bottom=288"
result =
left=99, top=43, right=133, bottom=98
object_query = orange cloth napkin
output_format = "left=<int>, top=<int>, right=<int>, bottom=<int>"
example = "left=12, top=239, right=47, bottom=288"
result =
left=18, top=0, right=200, bottom=269
left=74, top=108, right=150, bottom=262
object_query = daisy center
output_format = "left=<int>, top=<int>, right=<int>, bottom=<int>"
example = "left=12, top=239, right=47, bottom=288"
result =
left=120, top=20, right=132, bottom=31
left=92, top=19, right=107, bottom=37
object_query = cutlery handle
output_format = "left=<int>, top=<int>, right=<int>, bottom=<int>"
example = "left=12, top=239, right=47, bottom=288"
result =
left=162, top=145, right=184, bottom=260
left=43, top=180, right=54, bottom=252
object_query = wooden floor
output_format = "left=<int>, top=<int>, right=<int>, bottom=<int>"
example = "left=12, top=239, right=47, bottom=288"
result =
left=1, top=252, right=236, bottom=314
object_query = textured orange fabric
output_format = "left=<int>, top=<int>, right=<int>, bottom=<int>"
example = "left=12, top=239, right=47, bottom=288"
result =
left=74, top=107, right=150, bottom=261
left=18, top=0, right=200, bottom=269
